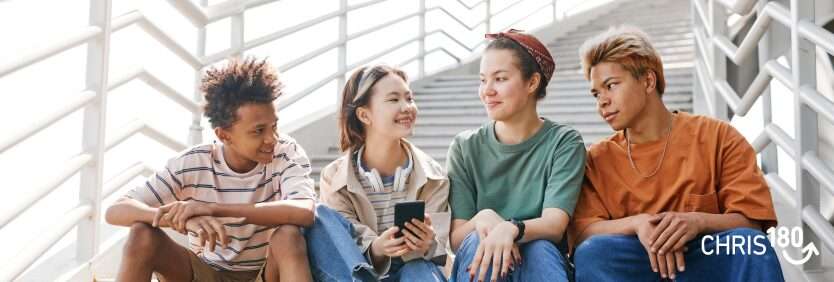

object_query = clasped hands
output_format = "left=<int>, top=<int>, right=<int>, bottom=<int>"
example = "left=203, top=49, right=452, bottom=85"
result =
left=151, top=201, right=243, bottom=252
left=635, top=212, right=704, bottom=280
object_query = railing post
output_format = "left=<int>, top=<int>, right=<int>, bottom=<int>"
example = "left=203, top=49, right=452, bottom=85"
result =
left=757, top=0, right=778, bottom=175
left=791, top=0, right=821, bottom=271
left=485, top=0, right=491, bottom=33
left=553, top=0, right=558, bottom=23
left=708, top=0, right=729, bottom=120
left=190, top=0, right=208, bottom=146
left=418, top=0, right=426, bottom=78
left=231, top=7, right=245, bottom=58
left=338, top=0, right=347, bottom=101
left=77, top=0, right=112, bottom=272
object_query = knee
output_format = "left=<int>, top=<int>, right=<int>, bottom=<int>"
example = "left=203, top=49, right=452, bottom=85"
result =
left=123, top=222, right=163, bottom=259
left=399, top=260, right=435, bottom=276
left=455, top=231, right=480, bottom=257
left=269, top=225, right=307, bottom=255
left=722, top=227, right=766, bottom=238
left=314, top=204, right=348, bottom=229
left=573, top=235, right=622, bottom=264
left=523, top=240, right=559, bottom=255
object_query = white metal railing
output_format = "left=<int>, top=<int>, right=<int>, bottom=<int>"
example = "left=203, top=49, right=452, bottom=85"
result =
left=691, top=0, right=834, bottom=277
left=0, top=0, right=607, bottom=280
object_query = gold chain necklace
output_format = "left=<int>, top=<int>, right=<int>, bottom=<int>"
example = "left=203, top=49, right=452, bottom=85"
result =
left=625, top=121, right=673, bottom=179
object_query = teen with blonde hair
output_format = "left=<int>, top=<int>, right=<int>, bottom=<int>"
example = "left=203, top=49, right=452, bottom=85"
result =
left=570, top=26, right=784, bottom=281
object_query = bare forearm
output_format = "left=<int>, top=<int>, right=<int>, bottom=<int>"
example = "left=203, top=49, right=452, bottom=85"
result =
left=105, top=199, right=169, bottom=227
left=450, top=209, right=504, bottom=252
left=450, top=220, right=475, bottom=252
left=578, top=214, right=648, bottom=244
left=211, top=199, right=315, bottom=227
left=697, top=212, right=760, bottom=234
left=519, top=209, right=569, bottom=244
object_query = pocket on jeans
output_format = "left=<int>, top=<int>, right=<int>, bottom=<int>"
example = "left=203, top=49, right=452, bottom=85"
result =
left=684, top=191, right=720, bottom=213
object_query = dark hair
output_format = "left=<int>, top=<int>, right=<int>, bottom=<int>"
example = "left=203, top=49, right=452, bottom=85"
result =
left=486, top=37, right=548, bottom=99
left=338, top=65, right=408, bottom=152
left=201, top=57, right=282, bottom=129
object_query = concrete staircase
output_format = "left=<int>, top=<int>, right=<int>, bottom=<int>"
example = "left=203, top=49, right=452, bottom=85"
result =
left=308, top=0, right=694, bottom=183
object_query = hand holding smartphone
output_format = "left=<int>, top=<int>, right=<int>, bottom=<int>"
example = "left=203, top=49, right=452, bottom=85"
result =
left=394, top=201, right=425, bottom=237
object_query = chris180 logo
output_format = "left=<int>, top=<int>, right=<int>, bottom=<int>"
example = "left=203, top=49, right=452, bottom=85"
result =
left=700, top=226, right=819, bottom=265
left=701, top=226, right=820, bottom=265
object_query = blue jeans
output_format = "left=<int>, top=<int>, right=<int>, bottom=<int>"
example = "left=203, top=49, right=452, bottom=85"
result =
left=450, top=231, right=572, bottom=282
left=382, top=258, right=447, bottom=282
left=573, top=227, right=785, bottom=282
left=305, top=204, right=377, bottom=282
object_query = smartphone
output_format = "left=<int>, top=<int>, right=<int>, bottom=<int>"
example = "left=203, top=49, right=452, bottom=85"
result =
left=394, top=201, right=425, bottom=238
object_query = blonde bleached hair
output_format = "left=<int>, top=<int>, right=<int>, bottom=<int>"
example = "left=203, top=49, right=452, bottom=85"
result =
left=579, top=25, right=666, bottom=95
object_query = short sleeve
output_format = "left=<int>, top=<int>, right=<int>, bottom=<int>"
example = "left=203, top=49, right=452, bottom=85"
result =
left=717, top=124, right=777, bottom=229
left=274, top=138, right=317, bottom=201
left=447, top=135, right=477, bottom=220
left=124, top=159, right=183, bottom=207
left=542, top=131, right=586, bottom=216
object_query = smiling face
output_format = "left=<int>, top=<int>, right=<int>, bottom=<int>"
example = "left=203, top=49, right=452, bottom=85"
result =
left=356, top=73, right=418, bottom=141
left=479, top=49, right=540, bottom=121
left=589, top=62, right=656, bottom=131
left=215, top=102, right=279, bottom=171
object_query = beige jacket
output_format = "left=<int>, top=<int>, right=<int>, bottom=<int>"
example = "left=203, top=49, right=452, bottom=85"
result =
left=318, top=140, right=450, bottom=275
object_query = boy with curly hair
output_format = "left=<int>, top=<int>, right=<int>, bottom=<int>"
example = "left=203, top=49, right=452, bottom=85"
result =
left=106, top=58, right=376, bottom=282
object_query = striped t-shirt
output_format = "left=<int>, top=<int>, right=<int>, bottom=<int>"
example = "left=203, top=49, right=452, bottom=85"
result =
left=125, top=134, right=316, bottom=271
left=354, top=148, right=413, bottom=232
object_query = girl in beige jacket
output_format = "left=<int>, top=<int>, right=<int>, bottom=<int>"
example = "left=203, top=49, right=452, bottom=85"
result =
left=319, top=65, right=450, bottom=282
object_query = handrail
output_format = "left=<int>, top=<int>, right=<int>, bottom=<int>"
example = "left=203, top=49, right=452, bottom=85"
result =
left=802, top=206, right=834, bottom=253
left=764, top=173, right=797, bottom=209
left=0, top=154, right=93, bottom=229
left=0, top=91, right=97, bottom=153
left=108, top=68, right=201, bottom=114
left=716, top=0, right=757, bottom=15
left=1, top=204, right=93, bottom=281
left=711, top=60, right=791, bottom=115
left=0, top=26, right=101, bottom=78
left=103, top=162, right=154, bottom=199
left=711, top=2, right=789, bottom=64
left=691, top=0, right=834, bottom=274
left=1, top=0, right=575, bottom=279
left=163, top=0, right=280, bottom=26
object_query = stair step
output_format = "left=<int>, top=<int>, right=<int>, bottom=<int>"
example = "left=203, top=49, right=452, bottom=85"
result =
left=417, top=103, right=693, bottom=116
left=430, top=68, right=693, bottom=83
left=416, top=88, right=693, bottom=101
left=550, top=38, right=695, bottom=53
left=559, top=32, right=693, bottom=46
left=422, top=70, right=693, bottom=89
left=414, top=95, right=691, bottom=109
left=415, top=84, right=693, bottom=96
left=566, top=25, right=693, bottom=40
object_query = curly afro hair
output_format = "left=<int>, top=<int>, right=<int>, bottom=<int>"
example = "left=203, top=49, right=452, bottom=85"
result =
left=201, top=57, right=283, bottom=129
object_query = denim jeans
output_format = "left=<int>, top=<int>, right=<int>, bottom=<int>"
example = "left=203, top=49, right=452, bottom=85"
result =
left=382, top=258, right=447, bottom=282
left=305, top=204, right=378, bottom=282
left=573, top=227, right=785, bottom=282
left=449, top=231, right=572, bottom=282
left=307, top=204, right=449, bottom=282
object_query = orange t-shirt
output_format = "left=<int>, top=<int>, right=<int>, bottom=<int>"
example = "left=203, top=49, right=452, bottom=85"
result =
left=569, top=112, right=777, bottom=246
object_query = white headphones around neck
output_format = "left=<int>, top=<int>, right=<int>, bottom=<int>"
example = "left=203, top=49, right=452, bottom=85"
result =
left=355, top=146, right=413, bottom=193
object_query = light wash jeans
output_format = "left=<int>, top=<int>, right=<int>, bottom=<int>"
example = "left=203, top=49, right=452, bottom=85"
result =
left=449, top=231, right=572, bottom=282
left=307, top=204, right=447, bottom=282
left=573, top=228, right=785, bottom=282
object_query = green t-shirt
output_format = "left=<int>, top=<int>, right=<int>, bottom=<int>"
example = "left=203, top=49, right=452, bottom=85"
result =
left=447, top=118, right=586, bottom=221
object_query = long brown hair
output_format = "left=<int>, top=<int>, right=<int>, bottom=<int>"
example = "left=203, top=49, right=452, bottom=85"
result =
left=338, top=65, right=408, bottom=152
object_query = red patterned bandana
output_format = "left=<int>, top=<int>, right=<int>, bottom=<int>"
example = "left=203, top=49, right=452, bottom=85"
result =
left=485, top=29, right=555, bottom=84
